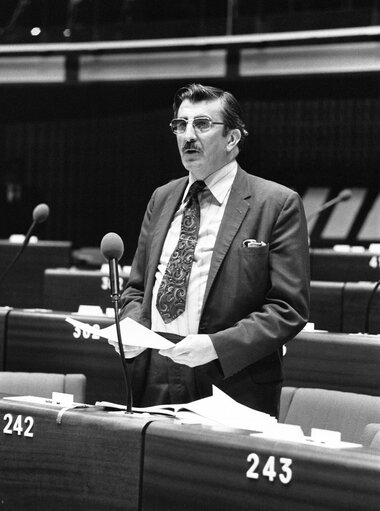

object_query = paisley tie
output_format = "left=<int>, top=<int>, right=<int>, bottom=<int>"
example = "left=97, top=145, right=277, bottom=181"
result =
left=156, top=180, right=206, bottom=323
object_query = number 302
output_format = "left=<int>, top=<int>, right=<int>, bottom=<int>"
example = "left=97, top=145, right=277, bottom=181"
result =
left=3, top=413, right=34, bottom=438
left=246, top=453, right=293, bottom=485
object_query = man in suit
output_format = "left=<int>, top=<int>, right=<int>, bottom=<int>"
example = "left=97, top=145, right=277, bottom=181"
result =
left=117, top=83, right=310, bottom=417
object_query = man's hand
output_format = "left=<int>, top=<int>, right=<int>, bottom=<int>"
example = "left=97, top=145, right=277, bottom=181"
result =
left=158, top=334, right=218, bottom=367
left=108, top=340, right=147, bottom=359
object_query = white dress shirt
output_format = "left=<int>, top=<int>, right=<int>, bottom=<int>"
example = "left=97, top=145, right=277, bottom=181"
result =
left=151, top=160, right=238, bottom=335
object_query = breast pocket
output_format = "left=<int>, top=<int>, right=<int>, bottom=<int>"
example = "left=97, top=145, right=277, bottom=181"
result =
left=239, top=244, right=269, bottom=258
left=238, top=244, right=269, bottom=286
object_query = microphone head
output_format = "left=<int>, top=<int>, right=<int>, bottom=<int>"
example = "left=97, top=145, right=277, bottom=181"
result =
left=100, top=232, right=124, bottom=261
left=33, top=203, right=50, bottom=223
left=338, top=189, right=353, bottom=201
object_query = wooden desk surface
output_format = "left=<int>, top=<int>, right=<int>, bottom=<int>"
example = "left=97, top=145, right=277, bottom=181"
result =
left=142, top=421, right=380, bottom=511
left=0, top=397, right=154, bottom=511
left=284, top=331, right=380, bottom=396
left=0, top=240, right=72, bottom=308
left=1, top=398, right=379, bottom=511
left=43, top=267, right=130, bottom=313
left=5, top=309, right=122, bottom=405
left=310, top=248, right=380, bottom=282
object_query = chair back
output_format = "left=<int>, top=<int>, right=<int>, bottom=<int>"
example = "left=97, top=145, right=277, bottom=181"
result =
left=0, top=372, right=87, bottom=403
left=280, top=386, right=380, bottom=443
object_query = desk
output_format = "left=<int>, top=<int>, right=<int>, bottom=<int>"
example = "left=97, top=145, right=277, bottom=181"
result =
left=0, top=240, right=72, bottom=308
left=310, top=248, right=380, bottom=282
left=342, top=282, right=380, bottom=334
left=0, top=307, right=11, bottom=370
left=310, top=280, right=380, bottom=334
left=0, top=396, right=153, bottom=511
left=283, top=331, right=380, bottom=396
left=142, top=421, right=380, bottom=511
left=309, top=281, right=344, bottom=332
left=5, top=309, right=123, bottom=405
left=43, top=267, right=130, bottom=312
left=0, top=398, right=379, bottom=511
left=6, top=311, right=380, bottom=405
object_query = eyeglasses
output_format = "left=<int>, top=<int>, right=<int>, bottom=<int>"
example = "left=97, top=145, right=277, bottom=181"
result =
left=169, top=116, right=225, bottom=134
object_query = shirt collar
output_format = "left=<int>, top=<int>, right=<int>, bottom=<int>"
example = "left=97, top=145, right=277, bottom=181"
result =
left=187, top=160, right=238, bottom=206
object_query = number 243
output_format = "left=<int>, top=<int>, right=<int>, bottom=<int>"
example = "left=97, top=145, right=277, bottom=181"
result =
left=246, top=453, right=292, bottom=484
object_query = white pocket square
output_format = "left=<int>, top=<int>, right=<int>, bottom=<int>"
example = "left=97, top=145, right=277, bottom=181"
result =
left=242, top=239, right=266, bottom=248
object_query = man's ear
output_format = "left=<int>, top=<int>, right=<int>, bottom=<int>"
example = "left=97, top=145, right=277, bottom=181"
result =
left=226, top=129, right=241, bottom=152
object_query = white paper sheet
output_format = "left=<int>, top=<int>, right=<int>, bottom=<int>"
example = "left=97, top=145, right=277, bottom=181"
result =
left=65, top=316, right=175, bottom=349
left=96, top=385, right=277, bottom=432
left=183, top=385, right=277, bottom=431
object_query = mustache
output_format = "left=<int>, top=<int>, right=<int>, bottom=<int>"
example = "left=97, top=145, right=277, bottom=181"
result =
left=182, top=141, right=201, bottom=152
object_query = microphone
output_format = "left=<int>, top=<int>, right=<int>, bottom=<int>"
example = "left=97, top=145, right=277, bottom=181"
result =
left=100, top=232, right=133, bottom=413
left=100, top=232, right=124, bottom=302
left=306, top=189, right=352, bottom=222
left=0, top=203, right=50, bottom=285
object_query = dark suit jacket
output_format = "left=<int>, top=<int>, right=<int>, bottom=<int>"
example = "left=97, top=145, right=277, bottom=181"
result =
left=120, top=166, right=310, bottom=416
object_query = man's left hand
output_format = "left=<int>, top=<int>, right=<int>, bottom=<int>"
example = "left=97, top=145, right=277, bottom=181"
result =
left=159, top=334, right=218, bottom=367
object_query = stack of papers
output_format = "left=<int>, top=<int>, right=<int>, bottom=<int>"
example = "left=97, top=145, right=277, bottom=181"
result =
left=97, top=385, right=277, bottom=433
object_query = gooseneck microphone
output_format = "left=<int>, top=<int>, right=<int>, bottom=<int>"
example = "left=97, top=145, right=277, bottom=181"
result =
left=306, top=189, right=353, bottom=222
left=0, top=203, right=50, bottom=285
left=100, top=232, right=133, bottom=413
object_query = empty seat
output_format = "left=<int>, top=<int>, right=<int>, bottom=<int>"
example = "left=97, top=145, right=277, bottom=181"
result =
left=0, top=371, right=86, bottom=403
left=280, top=387, right=380, bottom=443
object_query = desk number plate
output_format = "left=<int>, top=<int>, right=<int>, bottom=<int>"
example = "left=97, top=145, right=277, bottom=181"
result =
left=246, top=453, right=293, bottom=484
left=2, top=413, right=34, bottom=438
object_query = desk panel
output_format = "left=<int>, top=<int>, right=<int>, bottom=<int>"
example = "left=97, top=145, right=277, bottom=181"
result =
left=342, top=282, right=380, bottom=334
left=142, top=421, right=380, bottom=511
left=0, top=240, right=71, bottom=308
left=310, top=249, right=380, bottom=282
left=309, top=281, right=344, bottom=332
left=44, top=267, right=130, bottom=312
left=0, top=307, right=11, bottom=370
left=0, top=397, right=152, bottom=511
left=283, top=331, right=380, bottom=395
left=5, top=309, right=125, bottom=404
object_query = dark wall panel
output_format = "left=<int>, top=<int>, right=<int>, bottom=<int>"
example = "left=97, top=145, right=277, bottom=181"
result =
left=0, top=75, right=379, bottom=262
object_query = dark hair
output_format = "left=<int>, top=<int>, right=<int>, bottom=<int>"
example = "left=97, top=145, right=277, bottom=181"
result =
left=173, top=83, right=248, bottom=149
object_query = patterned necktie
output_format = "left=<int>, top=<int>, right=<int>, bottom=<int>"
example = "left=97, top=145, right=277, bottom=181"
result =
left=156, top=180, right=206, bottom=323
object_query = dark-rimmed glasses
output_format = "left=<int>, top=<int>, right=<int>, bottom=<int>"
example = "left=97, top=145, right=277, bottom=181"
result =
left=170, top=116, right=225, bottom=134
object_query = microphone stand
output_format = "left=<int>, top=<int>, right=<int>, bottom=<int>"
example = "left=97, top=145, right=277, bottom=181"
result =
left=0, top=220, right=37, bottom=285
left=307, top=196, right=346, bottom=222
left=108, top=258, right=133, bottom=414
left=0, top=203, right=49, bottom=286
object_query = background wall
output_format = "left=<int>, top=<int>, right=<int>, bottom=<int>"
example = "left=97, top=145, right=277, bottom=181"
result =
left=1, top=72, right=379, bottom=263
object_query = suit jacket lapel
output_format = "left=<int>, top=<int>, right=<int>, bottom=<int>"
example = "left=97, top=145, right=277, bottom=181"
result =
left=201, top=167, right=251, bottom=312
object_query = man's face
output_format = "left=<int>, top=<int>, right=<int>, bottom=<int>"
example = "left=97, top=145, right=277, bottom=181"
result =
left=175, top=98, right=232, bottom=180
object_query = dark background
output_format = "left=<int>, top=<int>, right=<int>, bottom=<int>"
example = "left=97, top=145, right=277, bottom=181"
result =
left=0, top=0, right=379, bottom=263
left=1, top=73, right=379, bottom=263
